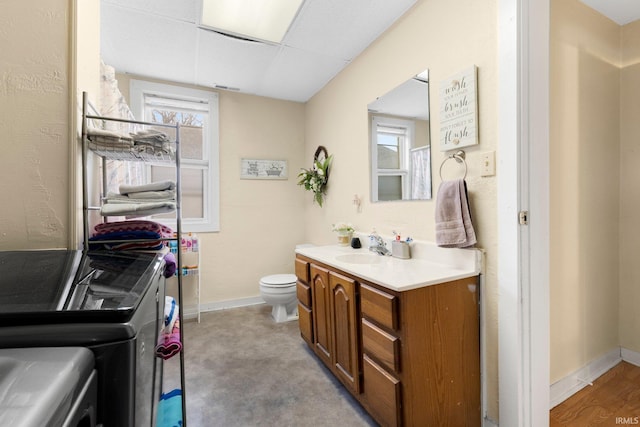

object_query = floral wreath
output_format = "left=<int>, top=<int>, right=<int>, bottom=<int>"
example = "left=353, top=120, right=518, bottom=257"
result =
left=297, top=146, right=332, bottom=207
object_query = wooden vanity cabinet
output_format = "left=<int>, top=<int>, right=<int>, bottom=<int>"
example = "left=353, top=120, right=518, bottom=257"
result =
left=361, top=278, right=481, bottom=427
left=310, top=264, right=332, bottom=366
left=360, top=283, right=402, bottom=426
left=295, top=258, right=313, bottom=346
left=295, top=254, right=480, bottom=427
left=296, top=260, right=362, bottom=394
left=328, top=271, right=361, bottom=394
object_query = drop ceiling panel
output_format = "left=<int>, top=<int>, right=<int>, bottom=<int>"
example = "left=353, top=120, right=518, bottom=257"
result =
left=284, top=0, right=416, bottom=60
left=195, top=29, right=280, bottom=94
left=102, top=0, right=199, bottom=23
left=101, top=3, right=198, bottom=84
left=100, top=0, right=418, bottom=102
left=258, top=46, right=349, bottom=102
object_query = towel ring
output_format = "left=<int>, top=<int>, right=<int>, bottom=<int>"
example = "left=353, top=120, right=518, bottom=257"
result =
left=439, top=150, right=467, bottom=180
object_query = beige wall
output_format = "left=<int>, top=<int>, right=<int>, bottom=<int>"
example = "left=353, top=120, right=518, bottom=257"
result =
left=116, top=74, right=307, bottom=307
left=74, top=0, right=102, bottom=248
left=620, top=20, right=640, bottom=354
left=550, top=0, right=640, bottom=384
left=0, top=0, right=100, bottom=250
left=0, top=0, right=72, bottom=249
left=304, top=0, right=499, bottom=418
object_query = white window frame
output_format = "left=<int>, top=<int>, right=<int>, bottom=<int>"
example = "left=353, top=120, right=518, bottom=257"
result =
left=370, top=116, right=415, bottom=201
left=130, top=80, right=220, bottom=232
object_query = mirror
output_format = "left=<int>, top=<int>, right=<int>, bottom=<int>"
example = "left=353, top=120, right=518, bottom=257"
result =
left=368, top=69, right=431, bottom=202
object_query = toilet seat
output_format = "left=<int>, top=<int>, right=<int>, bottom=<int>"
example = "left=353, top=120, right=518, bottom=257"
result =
left=260, top=274, right=296, bottom=287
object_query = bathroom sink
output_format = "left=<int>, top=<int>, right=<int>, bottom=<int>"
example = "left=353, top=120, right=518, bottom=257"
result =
left=335, top=253, right=383, bottom=264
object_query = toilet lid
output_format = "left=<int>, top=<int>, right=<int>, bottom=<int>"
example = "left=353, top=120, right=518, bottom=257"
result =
left=261, top=274, right=297, bottom=286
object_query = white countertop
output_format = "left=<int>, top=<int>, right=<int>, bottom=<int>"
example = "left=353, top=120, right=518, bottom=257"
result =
left=295, top=238, right=482, bottom=292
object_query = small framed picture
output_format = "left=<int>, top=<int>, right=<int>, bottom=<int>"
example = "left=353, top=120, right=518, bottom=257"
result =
left=240, top=158, right=288, bottom=180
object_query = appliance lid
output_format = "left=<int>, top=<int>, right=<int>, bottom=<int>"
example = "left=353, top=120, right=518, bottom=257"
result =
left=0, top=249, right=81, bottom=313
left=0, top=250, right=164, bottom=325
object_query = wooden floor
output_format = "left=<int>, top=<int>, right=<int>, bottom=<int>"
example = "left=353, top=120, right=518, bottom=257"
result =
left=550, top=361, right=640, bottom=426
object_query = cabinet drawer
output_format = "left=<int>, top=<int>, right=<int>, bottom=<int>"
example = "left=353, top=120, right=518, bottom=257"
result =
left=296, top=281, right=311, bottom=307
left=362, top=318, right=400, bottom=373
left=361, top=283, right=398, bottom=331
left=295, top=257, right=310, bottom=283
left=298, top=303, right=313, bottom=345
left=363, top=354, right=401, bottom=427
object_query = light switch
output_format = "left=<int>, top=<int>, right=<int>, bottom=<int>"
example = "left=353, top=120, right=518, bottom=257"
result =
left=481, top=151, right=496, bottom=177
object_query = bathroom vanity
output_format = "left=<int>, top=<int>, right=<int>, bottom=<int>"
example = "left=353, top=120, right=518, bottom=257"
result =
left=295, top=240, right=482, bottom=427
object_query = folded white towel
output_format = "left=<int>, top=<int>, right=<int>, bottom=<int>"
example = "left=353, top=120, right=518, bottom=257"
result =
left=127, top=189, right=176, bottom=199
left=105, top=197, right=175, bottom=205
left=119, top=180, right=175, bottom=195
left=131, top=129, right=170, bottom=142
left=106, top=190, right=176, bottom=202
left=88, top=139, right=134, bottom=150
left=100, top=201, right=176, bottom=218
left=87, top=127, right=130, bottom=139
left=435, top=179, right=477, bottom=248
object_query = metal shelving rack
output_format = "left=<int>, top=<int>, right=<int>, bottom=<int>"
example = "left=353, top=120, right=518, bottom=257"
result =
left=81, top=91, right=188, bottom=427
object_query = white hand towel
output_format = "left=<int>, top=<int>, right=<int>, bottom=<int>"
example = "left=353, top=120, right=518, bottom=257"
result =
left=119, top=180, right=175, bottom=195
left=435, top=179, right=477, bottom=248
left=100, top=201, right=176, bottom=218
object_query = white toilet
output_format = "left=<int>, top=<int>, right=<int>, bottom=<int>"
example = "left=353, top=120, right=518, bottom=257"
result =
left=259, top=273, right=298, bottom=323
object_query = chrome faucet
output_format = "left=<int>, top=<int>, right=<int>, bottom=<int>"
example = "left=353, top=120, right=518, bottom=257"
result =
left=368, top=233, right=391, bottom=256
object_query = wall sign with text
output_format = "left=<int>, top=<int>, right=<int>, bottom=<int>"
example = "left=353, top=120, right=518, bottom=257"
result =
left=439, top=65, right=479, bottom=151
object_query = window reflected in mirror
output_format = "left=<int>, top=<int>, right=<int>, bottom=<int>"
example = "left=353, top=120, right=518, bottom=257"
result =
left=368, top=69, right=431, bottom=202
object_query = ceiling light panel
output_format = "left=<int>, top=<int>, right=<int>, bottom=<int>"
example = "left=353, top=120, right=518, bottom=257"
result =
left=201, top=0, right=304, bottom=43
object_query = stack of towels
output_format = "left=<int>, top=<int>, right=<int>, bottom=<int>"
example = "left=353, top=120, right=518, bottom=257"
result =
left=131, top=129, right=174, bottom=157
left=155, top=296, right=182, bottom=360
left=89, top=219, right=174, bottom=251
left=87, top=128, right=175, bottom=158
left=87, top=128, right=134, bottom=151
left=101, top=180, right=177, bottom=218
left=435, top=178, right=477, bottom=248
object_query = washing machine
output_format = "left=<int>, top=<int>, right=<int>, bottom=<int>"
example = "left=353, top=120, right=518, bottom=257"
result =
left=0, top=249, right=166, bottom=427
left=0, top=347, right=97, bottom=426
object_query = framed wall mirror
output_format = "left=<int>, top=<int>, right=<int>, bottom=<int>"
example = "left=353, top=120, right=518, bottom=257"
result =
left=368, top=69, right=431, bottom=202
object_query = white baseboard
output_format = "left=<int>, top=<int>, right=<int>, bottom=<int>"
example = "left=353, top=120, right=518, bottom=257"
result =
left=622, top=347, right=640, bottom=367
left=182, top=296, right=264, bottom=319
left=483, top=417, right=499, bottom=427
left=549, top=347, right=622, bottom=409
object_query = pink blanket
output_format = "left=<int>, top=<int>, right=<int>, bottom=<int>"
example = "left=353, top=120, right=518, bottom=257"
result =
left=93, top=219, right=173, bottom=238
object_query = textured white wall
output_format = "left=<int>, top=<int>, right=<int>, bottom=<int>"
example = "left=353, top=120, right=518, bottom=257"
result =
left=0, top=0, right=71, bottom=249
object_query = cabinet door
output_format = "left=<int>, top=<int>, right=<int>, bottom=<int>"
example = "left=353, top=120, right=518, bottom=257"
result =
left=310, top=264, right=332, bottom=366
left=363, top=354, right=401, bottom=427
left=298, top=303, right=313, bottom=346
left=329, top=271, right=361, bottom=394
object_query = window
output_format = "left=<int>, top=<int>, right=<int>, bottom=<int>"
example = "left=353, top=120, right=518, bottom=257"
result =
left=130, top=80, right=220, bottom=232
left=371, top=116, right=415, bottom=201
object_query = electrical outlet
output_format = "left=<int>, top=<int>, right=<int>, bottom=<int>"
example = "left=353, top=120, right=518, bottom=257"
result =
left=481, top=151, right=496, bottom=177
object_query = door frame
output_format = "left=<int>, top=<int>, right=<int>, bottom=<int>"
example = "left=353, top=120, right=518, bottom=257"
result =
left=497, top=0, right=550, bottom=426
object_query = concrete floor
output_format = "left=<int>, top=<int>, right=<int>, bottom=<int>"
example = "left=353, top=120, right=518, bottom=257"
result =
left=163, top=304, right=377, bottom=427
